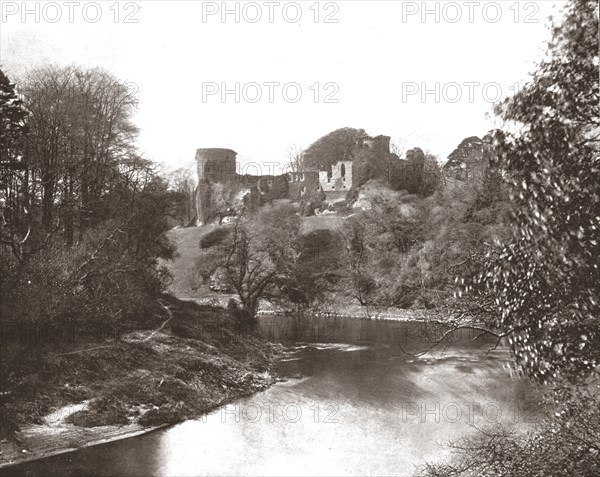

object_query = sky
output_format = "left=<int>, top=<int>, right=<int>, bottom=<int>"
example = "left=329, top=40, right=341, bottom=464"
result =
left=1, top=0, right=566, bottom=174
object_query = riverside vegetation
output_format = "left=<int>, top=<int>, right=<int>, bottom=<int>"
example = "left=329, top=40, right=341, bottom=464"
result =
left=0, top=65, right=279, bottom=466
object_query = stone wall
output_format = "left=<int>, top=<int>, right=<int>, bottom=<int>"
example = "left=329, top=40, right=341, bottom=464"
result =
left=195, top=147, right=294, bottom=224
left=288, top=170, right=320, bottom=200
left=196, top=148, right=237, bottom=183
left=194, top=132, right=392, bottom=223
left=319, top=161, right=353, bottom=193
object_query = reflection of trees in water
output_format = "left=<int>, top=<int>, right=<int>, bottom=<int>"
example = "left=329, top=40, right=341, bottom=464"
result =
left=257, top=316, right=344, bottom=342
left=256, top=317, right=493, bottom=357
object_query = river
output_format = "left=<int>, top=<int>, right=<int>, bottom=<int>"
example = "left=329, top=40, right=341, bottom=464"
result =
left=6, top=314, right=538, bottom=476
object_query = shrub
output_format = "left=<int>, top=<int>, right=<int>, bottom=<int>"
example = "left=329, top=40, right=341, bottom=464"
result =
left=199, top=226, right=231, bottom=249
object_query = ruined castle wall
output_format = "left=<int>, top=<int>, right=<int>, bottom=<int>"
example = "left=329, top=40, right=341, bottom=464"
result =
left=195, top=148, right=237, bottom=225
left=194, top=134, right=389, bottom=224
left=372, top=135, right=391, bottom=154
left=288, top=171, right=320, bottom=200
left=320, top=161, right=353, bottom=192
left=196, top=148, right=237, bottom=183
left=195, top=146, right=297, bottom=224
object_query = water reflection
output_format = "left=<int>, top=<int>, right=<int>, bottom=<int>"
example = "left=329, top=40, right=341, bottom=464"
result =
left=8, top=315, right=537, bottom=477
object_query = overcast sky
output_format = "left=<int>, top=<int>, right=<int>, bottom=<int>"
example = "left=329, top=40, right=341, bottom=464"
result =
left=1, top=1, right=565, bottom=173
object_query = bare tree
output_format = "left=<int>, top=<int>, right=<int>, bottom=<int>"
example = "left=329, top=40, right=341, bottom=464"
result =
left=21, top=65, right=139, bottom=244
left=343, top=216, right=375, bottom=312
left=285, top=144, right=304, bottom=175
left=168, top=167, right=197, bottom=224
left=390, top=139, right=405, bottom=159
left=222, top=203, right=301, bottom=319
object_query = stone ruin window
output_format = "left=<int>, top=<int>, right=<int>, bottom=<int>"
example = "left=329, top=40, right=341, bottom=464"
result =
left=327, top=167, right=332, bottom=182
left=341, top=163, right=346, bottom=181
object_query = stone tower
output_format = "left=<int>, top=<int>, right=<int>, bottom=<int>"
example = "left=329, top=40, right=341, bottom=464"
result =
left=195, top=148, right=237, bottom=225
left=196, top=148, right=237, bottom=183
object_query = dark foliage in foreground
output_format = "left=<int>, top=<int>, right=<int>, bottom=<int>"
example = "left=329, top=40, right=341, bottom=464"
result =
left=0, top=66, right=182, bottom=332
left=420, top=1, right=600, bottom=475
left=418, top=386, right=600, bottom=477
left=470, top=0, right=600, bottom=382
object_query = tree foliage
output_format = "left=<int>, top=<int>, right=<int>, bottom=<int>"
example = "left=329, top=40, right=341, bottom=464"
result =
left=0, top=68, right=30, bottom=255
left=20, top=66, right=141, bottom=241
left=167, top=167, right=197, bottom=225
left=302, top=127, right=366, bottom=171
left=422, top=2, right=600, bottom=475
left=196, top=203, right=344, bottom=317
left=0, top=66, right=177, bottom=336
left=470, top=0, right=600, bottom=381
left=220, top=203, right=302, bottom=319
left=340, top=168, right=508, bottom=310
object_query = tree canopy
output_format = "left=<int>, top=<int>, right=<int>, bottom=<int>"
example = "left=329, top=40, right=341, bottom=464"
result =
left=302, top=127, right=366, bottom=171
left=469, top=0, right=599, bottom=381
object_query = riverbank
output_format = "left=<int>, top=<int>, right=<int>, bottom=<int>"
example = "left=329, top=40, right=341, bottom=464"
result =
left=258, top=302, right=450, bottom=321
left=0, top=295, right=282, bottom=468
left=176, top=295, right=450, bottom=324
left=164, top=226, right=456, bottom=324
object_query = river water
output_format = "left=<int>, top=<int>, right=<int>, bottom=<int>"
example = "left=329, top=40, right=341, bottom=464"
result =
left=7, top=315, right=538, bottom=477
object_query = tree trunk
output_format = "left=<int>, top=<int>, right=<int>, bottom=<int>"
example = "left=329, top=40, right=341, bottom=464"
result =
left=41, top=177, right=55, bottom=230
left=64, top=175, right=75, bottom=247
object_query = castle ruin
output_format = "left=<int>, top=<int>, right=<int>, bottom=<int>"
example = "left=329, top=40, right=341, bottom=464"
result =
left=196, top=148, right=237, bottom=183
left=194, top=133, right=392, bottom=224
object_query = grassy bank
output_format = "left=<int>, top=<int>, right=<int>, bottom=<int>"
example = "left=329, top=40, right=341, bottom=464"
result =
left=0, top=294, right=281, bottom=467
